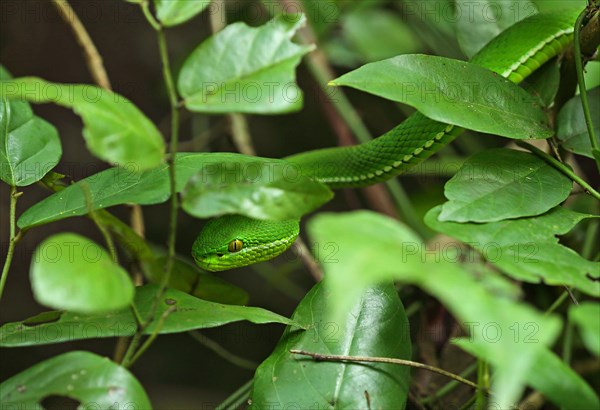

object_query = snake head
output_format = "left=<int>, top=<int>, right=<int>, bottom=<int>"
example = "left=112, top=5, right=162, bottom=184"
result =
left=192, top=215, right=300, bottom=272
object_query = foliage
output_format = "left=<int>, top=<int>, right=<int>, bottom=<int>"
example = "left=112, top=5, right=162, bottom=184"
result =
left=1, top=1, right=598, bottom=409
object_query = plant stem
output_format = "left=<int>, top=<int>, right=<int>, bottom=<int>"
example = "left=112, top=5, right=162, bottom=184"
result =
left=516, top=141, right=600, bottom=200
left=124, top=306, right=176, bottom=367
left=290, top=350, right=481, bottom=390
left=475, top=359, right=489, bottom=410
left=156, top=26, right=180, bottom=297
left=420, top=361, right=478, bottom=405
left=574, top=7, right=600, bottom=171
left=545, top=290, right=569, bottom=316
left=0, top=185, right=20, bottom=303
left=188, top=331, right=258, bottom=370
left=215, top=379, right=254, bottom=410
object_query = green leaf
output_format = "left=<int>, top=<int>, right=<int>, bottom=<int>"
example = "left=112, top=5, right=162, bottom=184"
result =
left=306, top=210, right=562, bottom=407
left=154, top=0, right=211, bottom=27
left=330, top=55, right=551, bottom=139
left=1, top=77, right=165, bottom=170
left=456, top=0, right=538, bottom=58
left=557, top=87, right=600, bottom=159
left=0, top=66, right=62, bottom=186
left=17, top=152, right=266, bottom=229
left=439, top=149, right=572, bottom=222
left=0, top=285, right=298, bottom=347
left=30, top=233, right=135, bottom=314
left=178, top=14, right=314, bottom=114
left=143, top=255, right=249, bottom=305
left=250, top=282, right=411, bottom=409
left=425, top=206, right=600, bottom=296
left=0, top=351, right=152, bottom=408
left=341, top=8, right=422, bottom=62
left=182, top=159, right=333, bottom=220
left=570, top=302, right=600, bottom=357
left=454, top=340, right=600, bottom=409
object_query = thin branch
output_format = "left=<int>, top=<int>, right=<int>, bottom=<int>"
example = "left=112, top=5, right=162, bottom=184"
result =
left=51, top=0, right=111, bottom=89
left=289, top=350, right=481, bottom=391
left=291, top=236, right=323, bottom=281
left=0, top=186, right=21, bottom=302
left=574, top=7, right=600, bottom=170
left=188, top=331, right=258, bottom=370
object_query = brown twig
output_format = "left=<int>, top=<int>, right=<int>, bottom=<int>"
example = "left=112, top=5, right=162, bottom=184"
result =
left=292, top=237, right=324, bottom=281
left=51, top=0, right=112, bottom=90
left=290, top=350, right=481, bottom=390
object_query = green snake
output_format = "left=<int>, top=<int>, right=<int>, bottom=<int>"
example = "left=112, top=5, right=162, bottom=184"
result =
left=192, top=9, right=580, bottom=272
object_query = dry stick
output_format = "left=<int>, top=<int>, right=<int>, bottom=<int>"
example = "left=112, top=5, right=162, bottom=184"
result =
left=51, top=0, right=111, bottom=90
left=289, top=350, right=481, bottom=391
left=50, top=0, right=148, bottom=362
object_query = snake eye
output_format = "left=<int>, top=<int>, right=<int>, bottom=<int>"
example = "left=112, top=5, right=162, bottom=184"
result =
left=228, top=239, right=243, bottom=253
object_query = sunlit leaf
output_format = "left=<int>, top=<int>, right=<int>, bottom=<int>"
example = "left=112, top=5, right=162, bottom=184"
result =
left=1, top=77, right=165, bottom=170
left=0, top=69, right=61, bottom=186
left=330, top=55, right=551, bottom=139
left=426, top=206, right=600, bottom=296
left=154, top=0, right=211, bottom=27
left=570, top=302, right=600, bottom=357
left=307, top=210, right=562, bottom=407
left=178, top=14, right=314, bottom=113
left=30, top=233, right=134, bottom=314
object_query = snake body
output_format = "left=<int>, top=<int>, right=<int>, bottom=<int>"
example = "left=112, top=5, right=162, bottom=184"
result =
left=193, top=10, right=580, bottom=272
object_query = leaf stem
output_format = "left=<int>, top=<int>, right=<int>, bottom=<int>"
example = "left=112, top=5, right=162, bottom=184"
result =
left=215, top=379, right=254, bottom=410
left=81, top=182, right=118, bottom=263
left=188, top=330, right=258, bottom=370
left=574, top=7, right=600, bottom=171
left=475, top=359, right=489, bottom=410
left=156, top=25, right=180, bottom=297
left=420, top=361, right=478, bottom=405
left=289, top=350, right=481, bottom=391
left=124, top=305, right=176, bottom=367
left=516, top=141, right=600, bottom=200
left=0, top=185, right=20, bottom=303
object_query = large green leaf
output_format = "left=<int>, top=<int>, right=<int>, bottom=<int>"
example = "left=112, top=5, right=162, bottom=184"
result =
left=0, top=285, right=298, bottom=347
left=0, top=69, right=61, bottom=186
left=30, top=233, right=135, bottom=314
left=306, top=211, right=562, bottom=407
left=0, top=77, right=165, bottom=170
left=454, top=340, right=599, bottom=409
left=250, top=282, right=411, bottom=409
left=557, top=87, right=599, bottom=159
left=330, top=55, right=552, bottom=139
left=178, top=14, right=314, bottom=113
left=456, top=0, right=538, bottom=58
left=154, top=0, right=211, bottom=26
left=439, top=149, right=572, bottom=222
left=182, top=159, right=333, bottom=220
left=425, top=206, right=600, bottom=296
left=17, top=153, right=274, bottom=229
left=0, top=351, right=152, bottom=409
left=570, top=302, right=600, bottom=357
